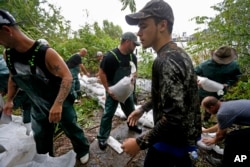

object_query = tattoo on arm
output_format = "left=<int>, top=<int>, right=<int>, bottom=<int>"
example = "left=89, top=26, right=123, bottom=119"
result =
left=52, top=65, right=60, bottom=73
left=56, top=79, right=72, bottom=104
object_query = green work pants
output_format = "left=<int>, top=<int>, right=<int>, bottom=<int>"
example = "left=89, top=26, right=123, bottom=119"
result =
left=97, top=93, right=135, bottom=141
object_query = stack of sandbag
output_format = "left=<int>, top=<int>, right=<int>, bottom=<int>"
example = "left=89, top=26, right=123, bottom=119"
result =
left=79, top=75, right=106, bottom=108
left=0, top=115, right=76, bottom=167
left=197, top=132, right=224, bottom=155
left=79, top=75, right=154, bottom=129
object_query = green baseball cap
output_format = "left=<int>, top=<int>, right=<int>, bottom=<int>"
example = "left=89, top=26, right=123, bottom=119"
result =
left=121, top=32, right=140, bottom=46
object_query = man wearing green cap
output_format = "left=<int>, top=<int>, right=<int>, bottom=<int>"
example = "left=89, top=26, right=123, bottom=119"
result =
left=97, top=31, right=141, bottom=150
left=121, top=1, right=201, bottom=167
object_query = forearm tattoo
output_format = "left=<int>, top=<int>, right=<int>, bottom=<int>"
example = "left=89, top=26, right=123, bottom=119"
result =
left=56, top=78, right=72, bottom=104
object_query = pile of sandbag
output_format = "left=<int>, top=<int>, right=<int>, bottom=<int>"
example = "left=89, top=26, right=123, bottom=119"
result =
left=0, top=95, right=76, bottom=167
left=79, top=75, right=154, bottom=128
left=0, top=115, right=76, bottom=167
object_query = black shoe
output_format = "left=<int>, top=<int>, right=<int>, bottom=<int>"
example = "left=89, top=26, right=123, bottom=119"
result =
left=98, top=140, right=107, bottom=150
left=128, top=125, right=142, bottom=134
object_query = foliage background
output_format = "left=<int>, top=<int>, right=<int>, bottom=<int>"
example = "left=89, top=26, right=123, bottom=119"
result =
left=1, top=1, right=249, bottom=166
left=1, top=0, right=250, bottom=105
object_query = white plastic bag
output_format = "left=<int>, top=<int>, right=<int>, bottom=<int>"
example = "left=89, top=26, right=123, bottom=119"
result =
left=109, top=76, right=134, bottom=103
left=197, top=76, right=224, bottom=94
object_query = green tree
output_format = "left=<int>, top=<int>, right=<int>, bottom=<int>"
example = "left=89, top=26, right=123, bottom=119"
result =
left=120, top=0, right=136, bottom=12
left=188, top=0, right=250, bottom=68
left=103, top=20, right=123, bottom=39
left=0, top=0, right=71, bottom=47
left=188, top=0, right=250, bottom=100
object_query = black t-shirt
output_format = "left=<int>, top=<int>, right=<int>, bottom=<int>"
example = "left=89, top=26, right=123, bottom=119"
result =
left=66, top=53, right=82, bottom=68
left=100, top=48, right=137, bottom=82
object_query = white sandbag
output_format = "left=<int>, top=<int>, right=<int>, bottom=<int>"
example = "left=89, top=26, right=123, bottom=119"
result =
left=109, top=76, right=134, bottom=103
left=213, top=145, right=224, bottom=155
left=0, top=116, right=76, bottom=167
left=130, top=61, right=136, bottom=74
left=0, top=120, right=36, bottom=167
left=114, top=105, right=126, bottom=119
left=197, top=76, right=224, bottom=93
left=89, top=85, right=105, bottom=96
left=94, top=88, right=105, bottom=96
left=15, top=150, right=76, bottom=167
left=138, top=110, right=154, bottom=128
left=136, top=79, right=151, bottom=92
left=107, top=136, right=123, bottom=154
left=196, top=139, right=215, bottom=150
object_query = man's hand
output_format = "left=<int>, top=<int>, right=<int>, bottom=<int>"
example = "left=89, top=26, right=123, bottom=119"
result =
left=127, top=109, right=144, bottom=127
left=121, top=138, right=140, bottom=156
left=3, top=101, right=13, bottom=116
left=49, top=104, right=62, bottom=123
left=107, top=89, right=118, bottom=101
left=202, top=137, right=216, bottom=146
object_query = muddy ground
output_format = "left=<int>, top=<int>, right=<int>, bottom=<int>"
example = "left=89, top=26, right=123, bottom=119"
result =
left=54, top=107, right=148, bottom=167
left=54, top=105, right=214, bottom=167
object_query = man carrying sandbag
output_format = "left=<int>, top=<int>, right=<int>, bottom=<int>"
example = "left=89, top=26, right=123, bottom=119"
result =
left=195, top=46, right=242, bottom=122
left=97, top=32, right=141, bottom=150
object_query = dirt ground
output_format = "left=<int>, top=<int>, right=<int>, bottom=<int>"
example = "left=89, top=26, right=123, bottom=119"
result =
left=53, top=105, right=214, bottom=167
left=54, top=107, right=147, bottom=167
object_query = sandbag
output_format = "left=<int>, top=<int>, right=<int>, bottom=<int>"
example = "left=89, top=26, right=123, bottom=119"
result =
left=15, top=150, right=76, bottom=167
left=109, top=76, right=134, bottom=103
left=0, top=116, right=76, bottom=167
left=197, top=76, right=224, bottom=93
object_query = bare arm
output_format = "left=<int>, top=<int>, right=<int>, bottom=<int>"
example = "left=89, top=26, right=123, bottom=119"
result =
left=45, top=48, right=73, bottom=122
left=79, top=64, right=90, bottom=76
left=3, top=53, right=18, bottom=115
left=98, top=68, right=116, bottom=100
left=214, top=128, right=227, bottom=143
left=99, top=68, right=109, bottom=91
left=202, top=126, right=227, bottom=145
left=202, top=124, right=219, bottom=133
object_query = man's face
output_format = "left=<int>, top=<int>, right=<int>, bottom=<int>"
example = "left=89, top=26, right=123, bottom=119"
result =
left=203, top=104, right=217, bottom=115
left=0, top=26, right=11, bottom=48
left=137, top=18, right=158, bottom=49
left=96, top=55, right=103, bottom=61
left=127, top=40, right=137, bottom=53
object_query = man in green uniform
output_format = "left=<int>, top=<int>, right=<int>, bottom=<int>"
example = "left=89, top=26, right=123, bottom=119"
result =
left=97, top=32, right=141, bottom=150
left=0, top=9, right=90, bottom=164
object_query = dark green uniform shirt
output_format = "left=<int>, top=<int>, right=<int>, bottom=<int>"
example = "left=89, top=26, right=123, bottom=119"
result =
left=194, top=59, right=242, bottom=99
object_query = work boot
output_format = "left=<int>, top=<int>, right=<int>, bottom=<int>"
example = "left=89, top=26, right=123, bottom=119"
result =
left=128, top=124, right=142, bottom=134
left=98, top=140, right=107, bottom=150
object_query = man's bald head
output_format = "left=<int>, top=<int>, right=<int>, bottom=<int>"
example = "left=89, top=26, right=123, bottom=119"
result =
left=79, top=48, right=87, bottom=57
